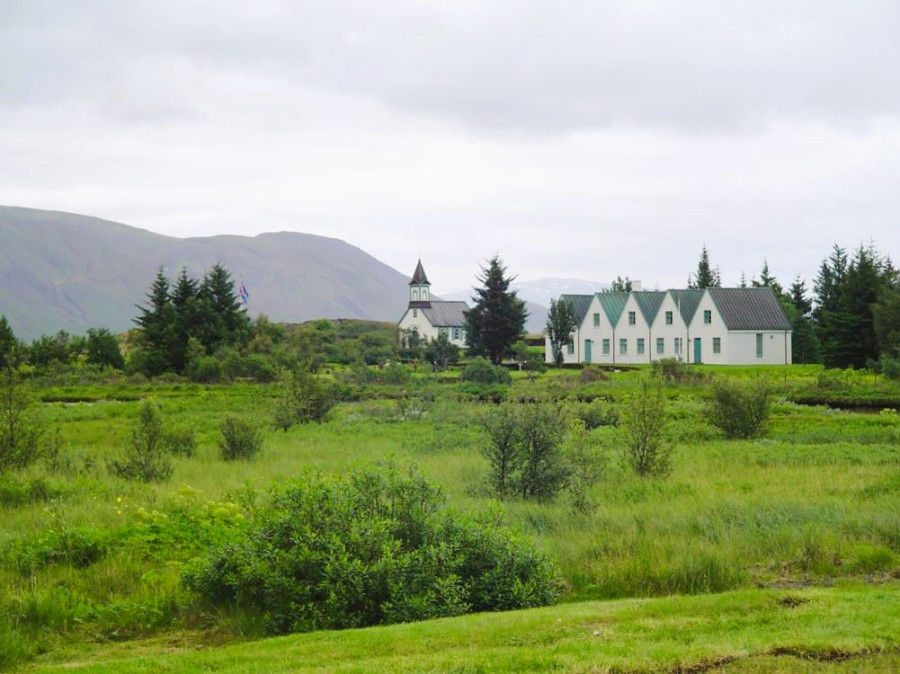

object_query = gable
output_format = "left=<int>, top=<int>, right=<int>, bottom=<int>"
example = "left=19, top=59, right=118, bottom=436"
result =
left=632, top=291, right=666, bottom=325
left=559, top=294, right=594, bottom=325
left=595, top=292, right=629, bottom=327
left=669, top=289, right=705, bottom=325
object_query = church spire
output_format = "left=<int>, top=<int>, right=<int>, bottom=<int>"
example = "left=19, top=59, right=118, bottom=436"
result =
left=408, top=260, right=431, bottom=308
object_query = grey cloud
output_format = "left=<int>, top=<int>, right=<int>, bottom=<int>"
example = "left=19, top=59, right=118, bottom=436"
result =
left=3, top=1, right=900, bottom=133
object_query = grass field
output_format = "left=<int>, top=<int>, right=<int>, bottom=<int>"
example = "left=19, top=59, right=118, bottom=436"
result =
left=3, top=364, right=900, bottom=670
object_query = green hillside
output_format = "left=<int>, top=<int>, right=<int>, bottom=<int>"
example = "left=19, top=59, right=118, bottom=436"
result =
left=0, top=206, right=409, bottom=340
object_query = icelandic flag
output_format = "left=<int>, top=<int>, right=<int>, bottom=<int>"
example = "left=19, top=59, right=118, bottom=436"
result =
left=239, top=280, right=249, bottom=308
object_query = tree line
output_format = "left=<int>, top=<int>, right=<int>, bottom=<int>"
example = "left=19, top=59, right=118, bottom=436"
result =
left=687, top=242, right=900, bottom=370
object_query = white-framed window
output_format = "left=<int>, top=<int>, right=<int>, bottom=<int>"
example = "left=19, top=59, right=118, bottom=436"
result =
left=756, top=333, right=763, bottom=358
left=637, top=338, right=645, bottom=355
left=566, top=340, right=575, bottom=355
left=704, top=310, right=712, bottom=324
left=713, top=337, right=721, bottom=354
left=620, top=338, right=627, bottom=355
left=602, top=339, right=610, bottom=355
left=665, top=311, right=673, bottom=325
left=674, top=337, right=682, bottom=355
left=453, top=328, right=460, bottom=340
left=593, top=312, right=600, bottom=327
left=628, top=311, right=636, bottom=326
left=656, top=337, right=664, bottom=355
left=439, top=328, right=447, bottom=336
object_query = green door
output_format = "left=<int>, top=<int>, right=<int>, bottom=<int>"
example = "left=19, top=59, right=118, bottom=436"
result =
left=584, top=339, right=592, bottom=363
left=693, top=337, right=702, bottom=363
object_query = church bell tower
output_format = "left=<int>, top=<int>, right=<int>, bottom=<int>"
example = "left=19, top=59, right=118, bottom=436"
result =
left=408, top=260, right=432, bottom=308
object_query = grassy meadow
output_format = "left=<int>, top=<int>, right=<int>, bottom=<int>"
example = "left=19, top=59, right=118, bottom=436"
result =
left=2, top=363, right=900, bottom=670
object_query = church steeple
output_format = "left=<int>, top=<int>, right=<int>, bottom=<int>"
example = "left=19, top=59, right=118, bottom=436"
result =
left=408, top=259, right=431, bottom=308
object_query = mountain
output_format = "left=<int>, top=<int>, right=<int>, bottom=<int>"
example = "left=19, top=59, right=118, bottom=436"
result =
left=442, top=278, right=606, bottom=334
left=0, top=206, right=409, bottom=340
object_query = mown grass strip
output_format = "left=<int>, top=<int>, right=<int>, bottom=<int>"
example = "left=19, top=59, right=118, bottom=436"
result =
left=25, top=582, right=900, bottom=673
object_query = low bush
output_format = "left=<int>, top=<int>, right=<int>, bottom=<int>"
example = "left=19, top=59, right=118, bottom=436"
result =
left=218, top=416, right=264, bottom=461
left=273, top=365, right=337, bottom=430
left=620, top=378, right=673, bottom=477
left=706, top=381, right=771, bottom=439
left=461, top=357, right=511, bottom=385
left=579, top=365, right=608, bottom=383
left=108, top=399, right=173, bottom=482
left=184, top=466, right=561, bottom=634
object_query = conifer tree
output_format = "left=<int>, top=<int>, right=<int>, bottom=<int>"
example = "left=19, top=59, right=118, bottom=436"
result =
left=688, top=245, right=721, bottom=289
left=465, top=256, right=528, bottom=364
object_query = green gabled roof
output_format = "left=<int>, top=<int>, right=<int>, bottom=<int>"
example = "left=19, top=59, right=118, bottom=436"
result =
left=669, top=289, right=705, bottom=324
left=707, top=287, right=792, bottom=330
left=559, top=294, right=594, bottom=325
left=632, top=291, right=666, bottom=325
left=595, top=292, right=629, bottom=327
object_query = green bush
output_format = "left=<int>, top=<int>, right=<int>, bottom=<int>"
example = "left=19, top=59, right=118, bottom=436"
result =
left=273, top=365, right=337, bottom=431
left=572, top=399, right=619, bottom=430
left=161, top=425, right=197, bottom=457
left=184, top=466, right=560, bottom=634
left=480, top=402, right=571, bottom=500
left=218, top=416, right=264, bottom=461
left=108, top=399, right=173, bottom=482
left=706, top=381, right=771, bottom=439
left=461, top=357, right=511, bottom=385
left=0, top=368, right=45, bottom=474
left=579, top=365, right=608, bottom=383
left=620, top=378, right=673, bottom=477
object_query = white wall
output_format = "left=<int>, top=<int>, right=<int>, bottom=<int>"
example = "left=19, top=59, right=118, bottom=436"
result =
left=726, top=331, right=792, bottom=365
left=650, top=293, right=689, bottom=361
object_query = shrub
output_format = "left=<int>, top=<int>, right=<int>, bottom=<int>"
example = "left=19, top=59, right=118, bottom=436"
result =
left=184, top=466, right=560, bottom=634
left=572, top=399, right=619, bottom=430
left=880, top=357, right=900, bottom=381
left=579, top=365, right=609, bottom=383
left=191, top=356, right=223, bottom=383
left=0, top=368, right=45, bottom=474
left=273, top=365, right=337, bottom=431
left=108, top=399, right=173, bottom=482
left=461, top=357, right=511, bottom=385
left=161, top=425, right=197, bottom=457
left=480, top=402, right=571, bottom=500
left=218, top=416, right=264, bottom=461
left=706, top=380, right=771, bottom=439
left=620, top=378, right=673, bottom=477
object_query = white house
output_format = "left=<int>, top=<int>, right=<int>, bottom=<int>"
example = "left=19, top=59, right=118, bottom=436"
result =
left=548, top=286, right=792, bottom=366
left=397, top=261, right=469, bottom=347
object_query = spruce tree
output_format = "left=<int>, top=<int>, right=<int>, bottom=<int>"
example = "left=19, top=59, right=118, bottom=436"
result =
left=465, top=256, right=528, bottom=364
left=688, top=245, right=721, bottom=289
left=133, top=268, right=177, bottom=376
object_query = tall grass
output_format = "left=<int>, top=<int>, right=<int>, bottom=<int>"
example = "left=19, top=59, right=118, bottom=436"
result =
left=3, top=373, right=900, bottom=667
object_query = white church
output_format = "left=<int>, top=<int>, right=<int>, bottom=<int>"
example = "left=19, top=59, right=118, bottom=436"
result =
left=397, top=261, right=469, bottom=346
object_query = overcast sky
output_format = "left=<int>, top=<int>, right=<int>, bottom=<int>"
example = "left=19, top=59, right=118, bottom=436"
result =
left=2, top=1, right=898, bottom=294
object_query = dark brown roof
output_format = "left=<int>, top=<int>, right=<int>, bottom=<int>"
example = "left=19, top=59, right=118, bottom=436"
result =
left=707, top=287, right=792, bottom=330
left=409, top=260, right=430, bottom=286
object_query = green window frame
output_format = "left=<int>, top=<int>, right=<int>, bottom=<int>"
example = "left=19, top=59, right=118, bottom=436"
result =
left=704, top=310, right=712, bottom=324
left=602, top=339, right=610, bottom=355
left=566, top=340, right=575, bottom=355
left=656, top=337, right=664, bottom=354
left=637, top=338, right=645, bottom=355
left=665, top=311, right=673, bottom=325
left=593, top=312, right=600, bottom=327
left=712, top=337, right=721, bottom=354
left=619, top=338, right=627, bottom=355
left=628, top=311, right=636, bottom=326
left=756, top=333, right=763, bottom=358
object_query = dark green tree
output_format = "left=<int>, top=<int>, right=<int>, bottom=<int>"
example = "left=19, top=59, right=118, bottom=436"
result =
left=610, top=276, right=633, bottom=292
left=688, top=245, right=721, bottom=289
left=199, top=263, right=250, bottom=352
left=425, top=332, right=459, bottom=371
left=0, top=316, right=17, bottom=370
left=813, top=244, right=849, bottom=368
left=465, top=256, right=528, bottom=364
left=132, top=268, right=177, bottom=376
left=752, top=259, right=783, bottom=296
left=873, top=281, right=900, bottom=358
left=170, top=268, right=202, bottom=373
left=86, top=328, right=125, bottom=370
left=789, top=276, right=813, bottom=317
left=545, top=297, right=578, bottom=367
